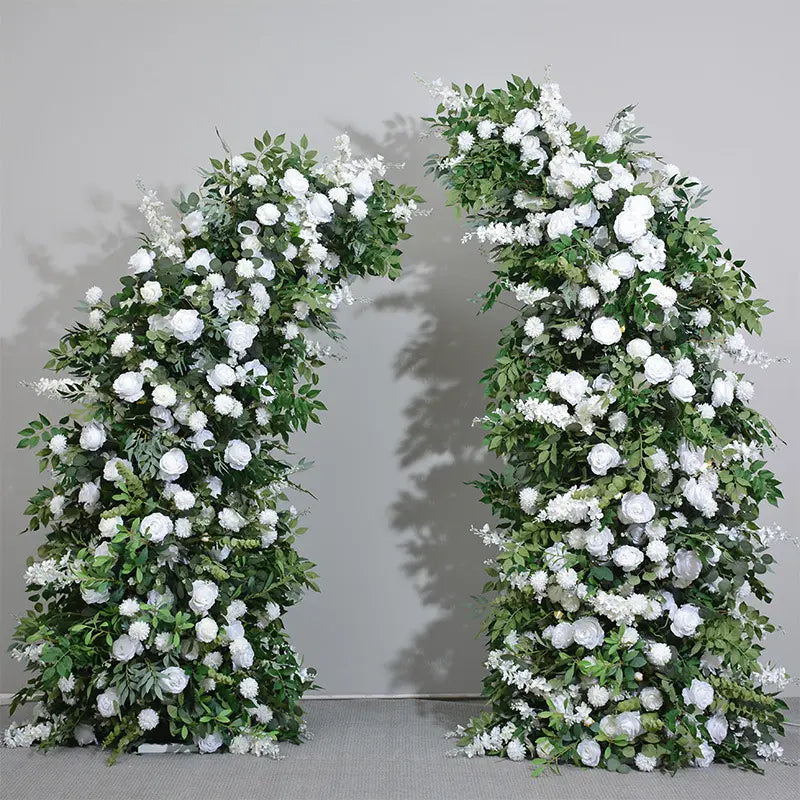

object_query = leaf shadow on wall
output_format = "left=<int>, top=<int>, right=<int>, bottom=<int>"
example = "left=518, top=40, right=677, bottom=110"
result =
left=0, top=192, right=164, bottom=697
left=336, top=116, right=511, bottom=698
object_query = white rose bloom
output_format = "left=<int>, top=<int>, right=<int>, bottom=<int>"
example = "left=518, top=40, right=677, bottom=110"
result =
left=308, top=192, right=334, bottom=223
left=705, top=713, right=728, bottom=745
left=225, top=321, right=259, bottom=354
left=643, top=277, right=677, bottom=309
left=677, top=440, right=706, bottom=475
left=82, top=586, right=110, bottom=604
left=619, top=492, right=656, bottom=524
left=683, top=478, right=717, bottom=517
left=170, top=309, right=204, bottom=342
left=626, top=338, right=651, bottom=359
left=599, top=715, right=618, bottom=738
left=111, top=634, right=138, bottom=663
left=615, top=711, right=643, bottom=740
left=669, top=603, right=702, bottom=637
left=590, top=317, right=622, bottom=345
left=682, top=678, right=714, bottom=710
left=577, top=739, right=601, bottom=767
left=207, top=363, right=237, bottom=392
left=672, top=549, right=703, bottom=588
left=96, top=688, right=119, bottom=718
left=103, top=457, right=131, bottom=483
left=623, top=194, right=655, bottom=220
left=607, top=251, right=637, bottom=278
left=558, top=371, right=589, bottom=405
left=151, top=384, right=177, bottom=408
left=158, top=448, right=188, bottom=481
left=79, top=481, right=101, bottom=506
left=710, top=377, right=734, bottom=407
left=79, top=422, right=107, bottom=451
left=694, top=741, right=715, bottom=768
left=643, top=354, right=672, bottom=384
left=669, top=375, right=696, bottom=402
left=224, top=439, right=252, bottom=470
left=99, top=516, right=123, bottom=537
left=182, top=210, right=205, bottom=237
left=547, top=209, right=576, bottom=240
left=195, top=617, right=219, bottom=643
left=141, top=512, right=173, bottom=543
left=218, top=508, right=245, bottom=532
left=158, top=666, right=189, bottom=694
left=640, top=687, right=663, bottom=711
left=255, top=203, right=281, bottom=226
left=587, top=443, right=621, bottom=476
left=513, top=107, right=541, bottom=133
left=128, top=248, right=155, bottom=274
left=196, top=732, right=223, bottom=754
left=585, top=527, right=614, bottom=558
left=185, top=248, right=213, bottom=272
left=349, top=171, right=374, bottom=201
left=73, top=723, right=97, bottom=746
left=113, top=371, right=145, bottom=402
left=280, top=168, right=309, bottom=197
left=140, top=281, right=162, bottom=303
left=229, top=636, right=255, bottom=669
left=550, top=621, right=574, bottom=649
left=612, top=545, right=644, bottom=572
left=613, top=210, right=648, bottom=243
left=736, top=379, right=754, bottom=402
left=572, top=617, right=605, bottom=649
left=189, top=579, right=219, bottom=614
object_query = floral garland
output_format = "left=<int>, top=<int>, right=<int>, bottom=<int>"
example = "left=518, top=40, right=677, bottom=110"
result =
left=5, top=132, right=420, bottom=758
left=424, top=75, right=789, bottom=773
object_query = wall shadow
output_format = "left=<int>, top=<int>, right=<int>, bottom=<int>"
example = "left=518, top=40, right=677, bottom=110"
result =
left=337, top=116, right=508, bottom=698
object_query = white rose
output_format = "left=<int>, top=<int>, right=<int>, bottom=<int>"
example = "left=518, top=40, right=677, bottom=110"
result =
left=626, top=338, right=651, bottom=359
left=672, top=548, right=703, bottom=588
left=590, top=317, right=622, bottom=346
left=607, top=251, right=637, bottom=278
left=683, top=478, right=717, bottom=517
left=207, top=363, right=237, bottom=391
left=197, top=732, right=224, bottom=754
left=185, top=248, right=213, bottom=272
left=572, top=617, right=605, bottom=649
left=623, top=195, right=655, bottom=219
left=514, top=107, right=541, bottom=133
left=349, top=171, right=374, bottom=200
left=225, top=321, right=259, bottom=354
left=612, top=545, right=644, bottom=572
left=693, top=741, right=715, bottom=768
left=189, top=579, right=219, bottom=614
left=113, top=371, right=145, bottom=402
left=140, top=512, right=173, bottom=543
left=677, top=440, right=706, bottom=475
left=585, top=527, right=614, bottom=558
left=152, top=384, right=177, bottom=408
left=280, top=168, right=309, bottom=197
left=643, top=354, right=672, bottom=384
left=255, top=203, right=281, bottom=226
left=195, top=617, right=219, bottom=643
left=547, top=209, right=576, bottom=240
left=79, top=422, right=107, bottom=451
left=128, top=248, right=155, bottom=274
left=550, top=621, right=574, bottom=649
left=158, top=666, right=189, bottom=694
left=669, top=375, right=696, bottom=402
left=613, top=210, right=647, bottom=243
left=599, top=715, right=618, bottom=738
left=577, top=738, right=601, bottom=767
left=182, top=210, right=205, bottom=237
left=170, top=309, right=204, bottom=342
left=682, top=678, right=714, bottom=710
left=140, top=281, right=162, bottom=304
left=73, top=723, right=96, bottom=746
left=96, top=688, right=119, bottom=718
left=619, top=492, right=656, bottom=524
left=308, top=192, right=334, bottom=223
left=669, top=603, right=702, bottom=637
left=640, top=687, right=663, bottom=711
left=558, top=371, right=589, bottom=405
left=79, top=482, right=101, bottom=506
left=224, top=439, right=252, bottom=470
left=706, top=713, right=728, bottom=745
left=710, top=377, right=734, bottom=407
left=615, top=711, right=643, bottom=740
left=158, top=448, right=188, bottom=481
left=587, top=443, right=621, bottom=476
left=111, top=634, right=139, bottom=663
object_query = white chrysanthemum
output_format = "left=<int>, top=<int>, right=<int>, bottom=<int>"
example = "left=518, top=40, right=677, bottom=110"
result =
left=634, top=752, right=657, bottom=771
left=457, top=131, right=475, bottom=152
left=119, top=598, right=140, bottom=617
left=561, top=324, right=583, bottom=341
left=138, top=708, right=159, bottom=731
left=578, top=286, right=599, bottom=308
left=173, top=490, right=195, bottom=510
left=85, top=286, right=103, bottom=305
left=239, top=677, right=259, bottom=699
left=350, top=199, right=368, bottom=220
left=48, top=434, right=68, bottom=455
left=128, top=620, right=150, bottom=641
left=519, top=487, right=539, bottom=514
left=110, top=333, right=134, bottom=357
left=506, top=739, right=526, bottom=761
left=152, top=384, right=177, bottom=407
left=203, top=651, right=223, bottom=669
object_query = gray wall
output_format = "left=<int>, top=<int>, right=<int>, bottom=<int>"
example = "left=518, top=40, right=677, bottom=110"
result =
left=2, top=0, right=798, bottom=697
